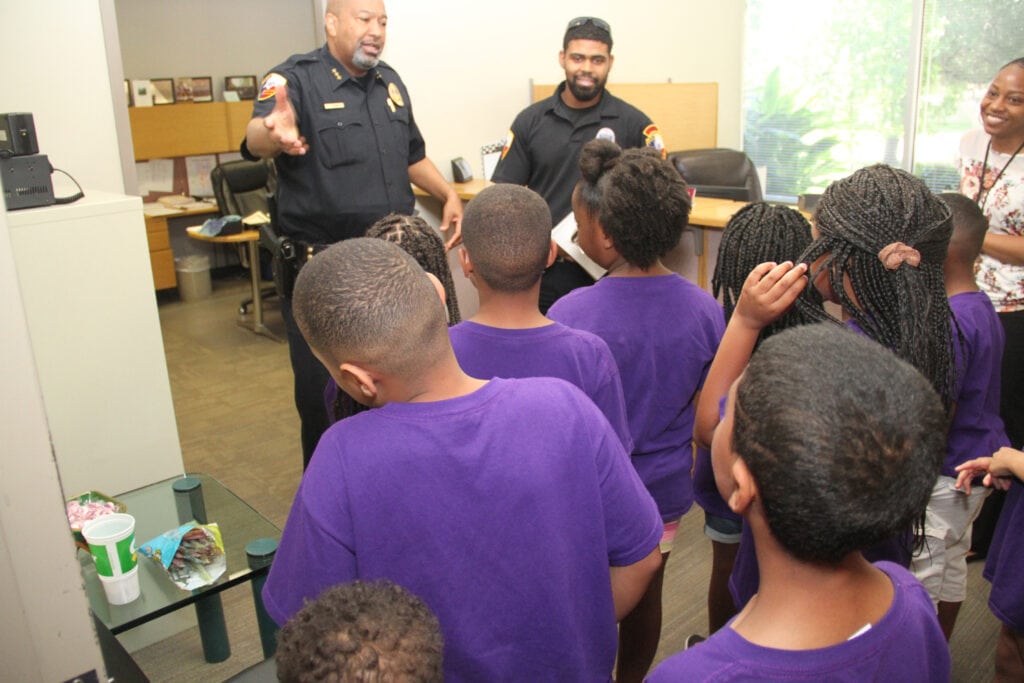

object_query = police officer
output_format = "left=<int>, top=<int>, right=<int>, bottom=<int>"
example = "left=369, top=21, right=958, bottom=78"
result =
left=491, top=17, right=664, bottom=312
left=245, top=0, right=462, bottom=469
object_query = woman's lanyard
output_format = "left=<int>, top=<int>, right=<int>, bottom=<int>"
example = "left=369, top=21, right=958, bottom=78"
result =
left=975, top=137, right=1024, bottom=211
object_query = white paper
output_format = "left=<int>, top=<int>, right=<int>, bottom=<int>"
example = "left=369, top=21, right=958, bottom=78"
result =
left=185, top=155, right=218, bottom=198
left=142, top=202, right=180, bottom=217
left=551, top=213, right=606, bottom=281
left=135, top=159, right=174, bottom=195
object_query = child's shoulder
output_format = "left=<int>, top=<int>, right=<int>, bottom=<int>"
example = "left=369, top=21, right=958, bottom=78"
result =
left=649, top=562, right=947, bottom=682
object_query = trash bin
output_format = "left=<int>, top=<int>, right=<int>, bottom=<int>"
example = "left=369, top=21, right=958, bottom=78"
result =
left=175, top=254, right=212, bottom=302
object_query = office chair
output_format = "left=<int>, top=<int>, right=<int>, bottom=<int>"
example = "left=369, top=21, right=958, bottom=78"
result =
left=210, top=159, right=278, bottom=314
left=668, top=148, right=764, bottom=202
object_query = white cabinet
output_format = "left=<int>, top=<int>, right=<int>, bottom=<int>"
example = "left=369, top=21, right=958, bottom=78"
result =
left=7, top=191, right=183, bottom=494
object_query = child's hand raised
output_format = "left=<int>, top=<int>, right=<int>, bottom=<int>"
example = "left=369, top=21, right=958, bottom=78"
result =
left=732, top=261, right=809, bottom=332
left=955, top=447, right=1024, bottom=493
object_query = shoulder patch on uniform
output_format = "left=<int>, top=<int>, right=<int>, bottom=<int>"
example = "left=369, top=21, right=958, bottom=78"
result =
left=258, top=73, right=287, bottom=102
left=643, top=124, right=666, bottom=159
left=500, top=130, right=515, bottom=160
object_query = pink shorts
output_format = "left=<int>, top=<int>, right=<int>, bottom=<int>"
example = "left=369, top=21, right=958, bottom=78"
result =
left=660, top=518, right=681, bottom=554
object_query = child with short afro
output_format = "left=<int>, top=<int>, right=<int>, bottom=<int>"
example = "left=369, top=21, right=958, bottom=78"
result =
left=276, top=579, right=443, bottom=683
left=649, top=324, right=951, bottom=681
left=263, top=237, right=663, bottom=681
left=450, top=183, right=631, bottom=449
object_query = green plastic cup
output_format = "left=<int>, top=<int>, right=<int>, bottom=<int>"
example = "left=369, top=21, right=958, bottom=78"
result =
left=82, top=513, right=139, bottom=604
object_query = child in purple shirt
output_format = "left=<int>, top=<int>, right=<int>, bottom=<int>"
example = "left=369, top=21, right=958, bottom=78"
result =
left=908, top=193, right=1010, bottom=639
left=547, top=140, right=724, bottom=682
left=694, top=202, right=814, bottom=637
left=264, top=238, right=663, bottom=682
left=449, top=183, right=631, bottom=450
left=648, top=324, right=951, bottom=682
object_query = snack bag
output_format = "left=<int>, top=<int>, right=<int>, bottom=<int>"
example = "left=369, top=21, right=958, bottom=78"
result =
left=139, top=521, right=226, bottom=590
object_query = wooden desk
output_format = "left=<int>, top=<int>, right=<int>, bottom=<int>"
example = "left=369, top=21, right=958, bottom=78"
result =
left=413, top=178, right=493, bottom=201
left=186, top=226, right=282, bottom=342
left=144, top=205, right=219, bottom=290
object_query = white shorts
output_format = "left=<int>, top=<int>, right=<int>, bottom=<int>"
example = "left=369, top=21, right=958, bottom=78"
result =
left=909, top=475, right=989, bottom=604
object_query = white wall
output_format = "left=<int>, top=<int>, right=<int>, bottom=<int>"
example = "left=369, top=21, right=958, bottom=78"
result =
left=383, top=0, right=745, bottom=177
left=0, top=1, right=125, bottom=195
left=0, top=180, right=105, bottom=683
left=115, top=0, right=744, bottom=180
left=115, top=0, right=319, bottom=102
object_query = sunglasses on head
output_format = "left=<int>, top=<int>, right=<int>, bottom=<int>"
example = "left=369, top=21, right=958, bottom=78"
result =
left=566, top=16, right=611, bottom=33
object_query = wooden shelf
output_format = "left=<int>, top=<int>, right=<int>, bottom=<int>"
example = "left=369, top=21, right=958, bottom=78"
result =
left=128, top=101, right=253, bottom=160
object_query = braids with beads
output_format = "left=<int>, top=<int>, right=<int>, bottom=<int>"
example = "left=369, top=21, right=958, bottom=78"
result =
left=796, top=164, right=956, bottom=407
left=713, top=202, right=817, bottom=344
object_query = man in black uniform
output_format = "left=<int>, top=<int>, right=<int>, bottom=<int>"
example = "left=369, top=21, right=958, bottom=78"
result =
left=491, top=17, right=665, bottom=312
left=245, top=0, right=462, bottom=469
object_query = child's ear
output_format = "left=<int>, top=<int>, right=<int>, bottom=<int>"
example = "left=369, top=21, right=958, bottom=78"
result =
left=727, top=456, right=759, bottom=515
left=424, top=272, right=446, bottom=306
left=338, top=362, right=380, bottom=406
left=458, top=247, right=474, bottom=280
left=546, top=239, right=558, bottom=268
left=596, top=220, right=615, bottom=250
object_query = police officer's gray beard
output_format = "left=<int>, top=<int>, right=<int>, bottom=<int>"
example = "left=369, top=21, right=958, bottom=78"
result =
left=353, top=49, right=379, bottom=71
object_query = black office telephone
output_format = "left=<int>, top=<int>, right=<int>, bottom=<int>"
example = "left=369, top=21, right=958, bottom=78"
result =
left=0, top=112, right=84, bottom=210
left=451, top=157, right=473, bottom=183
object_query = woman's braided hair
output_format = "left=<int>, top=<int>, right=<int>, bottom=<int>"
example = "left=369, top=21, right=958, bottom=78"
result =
left=796, top=164, right=956, bottom=407
left=713, top=202, right=816, bottom=344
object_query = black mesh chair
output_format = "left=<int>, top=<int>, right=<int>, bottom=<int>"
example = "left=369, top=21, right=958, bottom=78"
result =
left=668, top=148, right=763, bottom=201
left=210, top=159, right=278, bottom=314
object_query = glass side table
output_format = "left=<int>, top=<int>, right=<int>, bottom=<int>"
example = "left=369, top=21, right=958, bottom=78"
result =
left=78, top=473, right=280, bottom=663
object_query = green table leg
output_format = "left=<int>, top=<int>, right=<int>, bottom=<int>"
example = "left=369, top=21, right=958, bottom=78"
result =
left=195, top=594, right=231, bottom=663
left=173, top=477, right=231, bottom=663
left=247, top=538, right=279, bottom=658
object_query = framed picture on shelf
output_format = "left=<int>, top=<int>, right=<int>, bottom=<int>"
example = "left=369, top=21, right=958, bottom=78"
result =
left=190, top=76, right=213, bottom=103
left=174, top=77, right=194, bottom=102
left=150, top=78, right=175, bottom=105
left=224, top=75, right=257, bottom=100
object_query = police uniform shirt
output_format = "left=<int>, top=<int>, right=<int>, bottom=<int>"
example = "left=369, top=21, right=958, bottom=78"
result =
left=491, top=82, right=664, bottom=224
left=252, top=45, right=426, bottom=245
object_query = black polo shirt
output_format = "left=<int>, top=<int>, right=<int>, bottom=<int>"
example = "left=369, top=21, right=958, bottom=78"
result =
left=251, top=45, right=426, bottom=244
left=491, top=82, right=661, bottom=223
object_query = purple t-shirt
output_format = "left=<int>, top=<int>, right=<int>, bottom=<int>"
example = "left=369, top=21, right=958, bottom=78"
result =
left=449, top=320, right=632, bottom=451
left=264, top=377, right=662, bottom=681
left=947, top=291, right=1010, bottom=475
left=985, top=479, right=1024, bottom=631
left=648, top=562, right=950, bottom=682
left=549, top=274, right=724, bottom=519
left=694, top=396, right=741, bottom=522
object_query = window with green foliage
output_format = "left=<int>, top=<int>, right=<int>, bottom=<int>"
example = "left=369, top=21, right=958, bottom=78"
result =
left=743, top=0, right=1024, bottom=200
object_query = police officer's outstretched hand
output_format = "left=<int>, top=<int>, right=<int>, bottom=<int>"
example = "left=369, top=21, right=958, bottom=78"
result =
left=264, top=82, right=309, bottom=156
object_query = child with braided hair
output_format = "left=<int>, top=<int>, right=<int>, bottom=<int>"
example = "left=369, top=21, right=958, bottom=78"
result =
left=797, top=164, right=956, bottom=406
left=691, top=202, right=815, bottom=639
left=548, top=138, right=724, bottom=682
left=695, top=164, right=955, bottom=615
